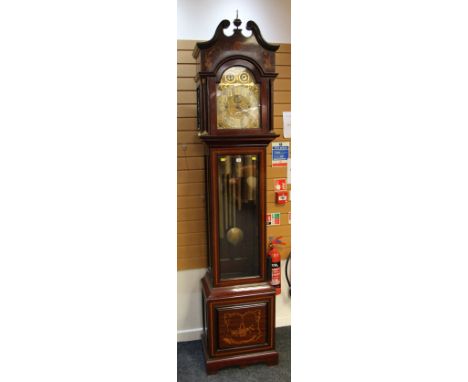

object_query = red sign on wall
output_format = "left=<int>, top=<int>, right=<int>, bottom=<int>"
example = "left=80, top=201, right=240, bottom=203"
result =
left=266, top=213, right=281, bottom=226
left=274, top=178, right=287, bottom=191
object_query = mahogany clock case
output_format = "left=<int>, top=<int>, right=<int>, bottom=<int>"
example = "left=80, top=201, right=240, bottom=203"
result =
left=193, top=18, right=280, bottom=374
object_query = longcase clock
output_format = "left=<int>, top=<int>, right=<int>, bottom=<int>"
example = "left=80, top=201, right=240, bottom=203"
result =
left=193, top=17, right=280, bottom=374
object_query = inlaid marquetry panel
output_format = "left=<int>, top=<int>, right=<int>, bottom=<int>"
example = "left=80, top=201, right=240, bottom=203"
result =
left=216, top=303, right=268, bottom=350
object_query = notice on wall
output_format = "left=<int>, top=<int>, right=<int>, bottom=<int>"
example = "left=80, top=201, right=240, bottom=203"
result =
left=286, top=158, right=291, bottom=184
left=274, top=178, right=287, bottom=191
left=272, top=142, right=289, bottom=167
left=266, top=212, right=281, bottom=226
left=283, top=111, right=291, bottom=138
left=288, top=212, right=291, bottom=224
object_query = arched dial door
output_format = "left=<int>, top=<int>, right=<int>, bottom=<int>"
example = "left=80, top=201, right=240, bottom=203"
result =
left=216, top=66, right=260, bottom=130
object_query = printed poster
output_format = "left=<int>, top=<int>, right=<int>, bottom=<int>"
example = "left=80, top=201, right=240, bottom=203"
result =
left=272, top=142, right=289, bottom=167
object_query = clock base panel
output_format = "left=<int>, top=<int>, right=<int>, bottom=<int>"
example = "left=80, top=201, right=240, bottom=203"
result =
left=201, top=333, right=279, bottom=374
left=201, top=272, right=278, bottom=374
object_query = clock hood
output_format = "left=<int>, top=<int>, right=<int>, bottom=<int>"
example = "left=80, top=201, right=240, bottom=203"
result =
left=193, top=18, right=279, bottom=75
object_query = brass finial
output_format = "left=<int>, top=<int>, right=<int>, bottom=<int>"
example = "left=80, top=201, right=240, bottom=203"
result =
left=233, top=10, right=241, bottom=29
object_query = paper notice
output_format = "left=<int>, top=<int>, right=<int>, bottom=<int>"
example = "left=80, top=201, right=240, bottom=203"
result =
left=272, top=142, right=289, bottom=167
left=283, top=111, right=291, bottom=138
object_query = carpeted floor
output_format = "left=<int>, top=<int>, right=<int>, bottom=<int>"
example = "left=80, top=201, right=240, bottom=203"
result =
left=177, top=326, right=290, bottom=382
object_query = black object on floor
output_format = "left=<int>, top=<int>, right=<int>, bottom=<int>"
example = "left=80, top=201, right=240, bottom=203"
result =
left=177, top=326, right=291, bottom=382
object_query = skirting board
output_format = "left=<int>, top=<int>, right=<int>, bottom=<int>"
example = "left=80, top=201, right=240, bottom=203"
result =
left=178, top=328, right=203, bottom=343
left=177, top=315, right=291, bottom=342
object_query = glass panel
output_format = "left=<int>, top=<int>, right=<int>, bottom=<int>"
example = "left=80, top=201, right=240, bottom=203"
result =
left=216, top=66, right=260, bottom=129
left=218, top=154, right=260, bottom=280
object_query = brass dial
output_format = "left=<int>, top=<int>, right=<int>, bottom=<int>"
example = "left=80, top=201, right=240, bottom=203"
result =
left=217, top=67, right=260, bottom=129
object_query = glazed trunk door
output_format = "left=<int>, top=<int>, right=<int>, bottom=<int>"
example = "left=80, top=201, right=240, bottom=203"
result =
left=212, top=148, right=265, bottom=284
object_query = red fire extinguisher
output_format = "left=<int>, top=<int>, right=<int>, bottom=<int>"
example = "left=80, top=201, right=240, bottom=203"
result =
left=267, top=236, right=286, bottom=295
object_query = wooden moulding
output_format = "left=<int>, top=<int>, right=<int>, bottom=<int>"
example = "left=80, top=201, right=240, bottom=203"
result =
left=193, top=19, right=279, bottom=74
left=201, top=271, right=276, bottom=300
left=199, top=133, right=279, bottom=146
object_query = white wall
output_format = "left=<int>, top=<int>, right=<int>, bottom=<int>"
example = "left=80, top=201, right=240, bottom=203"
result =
left=177, top=0, right=291, bottom=43
left=177, top=260, right=291, bottom=342
left=177, top=268, right=206, bottom=342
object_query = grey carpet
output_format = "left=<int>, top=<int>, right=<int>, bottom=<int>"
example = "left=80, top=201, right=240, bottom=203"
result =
left=177, top=326, right=290, bottom=382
